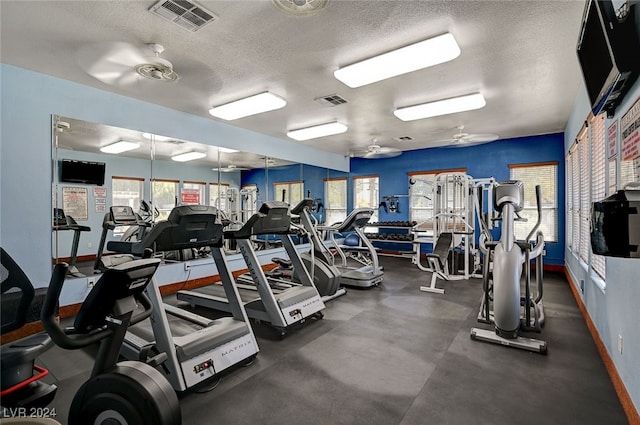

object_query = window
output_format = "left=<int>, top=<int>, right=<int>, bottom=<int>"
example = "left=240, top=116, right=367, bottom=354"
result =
left=209, top=182, right=230, bottom=213
left=240, top=185, right=258, bottom=222
left=409, top=173, right=436, bottom=224
left=152, top=179, right=178, bottom=220
left=509, top=162, right=558, bottom=242
left=590, top=113, right=606, bottom=278
left=567, top=113, right=609, bottom=281
left=111, top=176, right=144, bottom=237
left=566, top=154, right=573, bottom=251
left=112, top=176, right=143, bottom=209
left=181, top=181, right=205, bottom=205
left=353, top=175, right=379, bottom=223
left=324, top=178, right=347, bottom=225
left=408, top=169, right=466, bottom=226
left=579, top=132, right=591, bottom=262
left=273, top=181, right=303, bottom=206
left=570, top=137, right=582, bottom=253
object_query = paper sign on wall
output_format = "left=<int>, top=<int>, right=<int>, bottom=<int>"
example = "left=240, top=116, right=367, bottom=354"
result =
left=607, top=120, right=618, bottom=159
left=621, top=96, right=640, bottom=161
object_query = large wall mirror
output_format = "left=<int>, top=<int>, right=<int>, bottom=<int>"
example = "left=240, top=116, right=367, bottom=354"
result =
left=51, top=114, right=314, bottom=278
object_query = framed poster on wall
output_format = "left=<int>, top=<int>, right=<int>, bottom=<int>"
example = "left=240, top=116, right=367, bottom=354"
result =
left=62, top=186, right=88, bottom=220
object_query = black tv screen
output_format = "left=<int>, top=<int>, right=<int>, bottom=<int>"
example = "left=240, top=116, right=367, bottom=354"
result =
left=576, top=0, right=640, bottom=116
left=60, top=159, right=106, bottom=186
left=577, top=0, right=616, bottom=113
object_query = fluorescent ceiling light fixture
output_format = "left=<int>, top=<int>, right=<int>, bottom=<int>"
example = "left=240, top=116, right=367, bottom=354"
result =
left=171, top=151, right=207, bottom=162
left=218, top=147, right=239, bottom=153
left=287, top=121, right=348, bottom=141
left=334, top=33, right=461, bottom=88
left=209, top=92, right=287, bottom=120
left=100, top=140, right=140, bottom=154
left=142, top=132, right=170, bottom=142
left=394, top=92, right=486, bottom=121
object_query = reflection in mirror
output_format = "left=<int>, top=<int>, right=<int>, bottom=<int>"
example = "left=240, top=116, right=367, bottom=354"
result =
left=50, top=115, right=304, bottom=277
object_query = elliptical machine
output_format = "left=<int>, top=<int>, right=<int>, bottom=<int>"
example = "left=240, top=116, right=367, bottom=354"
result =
left=471, top=181, right=547, bottom=354
left=41, top=259, right=181, bottom=424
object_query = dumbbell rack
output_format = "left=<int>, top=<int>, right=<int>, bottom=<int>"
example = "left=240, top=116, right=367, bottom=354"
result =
left=364, top=221, right=417, bottom=258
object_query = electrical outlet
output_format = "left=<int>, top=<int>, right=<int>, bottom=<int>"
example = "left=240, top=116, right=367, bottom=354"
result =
left=87, top=276, right=96, bottom=289
left=87, top=242, right=92, bottom=248
left=184, top=262, right=191, bottom=271
left=618, top=334, right=623, bottom=355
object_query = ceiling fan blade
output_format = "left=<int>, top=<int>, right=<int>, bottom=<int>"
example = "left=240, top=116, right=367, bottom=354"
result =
left=465, top=134, right=499, bottom=143
left=363, top=148, right=402, bottom=159
left=77, top=42, right=147, bottom=86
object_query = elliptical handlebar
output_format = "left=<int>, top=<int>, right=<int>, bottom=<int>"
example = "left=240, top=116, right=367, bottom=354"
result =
left=526, top=185, right=543, bottom=242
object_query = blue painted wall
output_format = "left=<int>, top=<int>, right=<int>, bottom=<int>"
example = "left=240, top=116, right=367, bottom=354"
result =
left=244, top=133, right=566, bottom=265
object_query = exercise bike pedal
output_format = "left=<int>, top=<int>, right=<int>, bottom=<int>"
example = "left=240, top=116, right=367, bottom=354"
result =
left=146, top=352, right=169, bottom=368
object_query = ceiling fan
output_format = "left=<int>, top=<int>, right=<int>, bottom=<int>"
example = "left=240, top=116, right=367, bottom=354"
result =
left=271, top=0, right=330, bottom=16
left=77, top=42, right=179, bottom=86
left=212, top=163, right=251, bottom=173
left=430, top=125, right=499, bottom=147
left=352, top=139, right=402, bottom=159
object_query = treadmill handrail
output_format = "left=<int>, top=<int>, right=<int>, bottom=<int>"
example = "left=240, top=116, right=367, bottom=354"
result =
left=327, top=208, right=374, bottom=233
left=225, top=201, right=292, bottom=239
left=290, top=198, right=314, bottom=216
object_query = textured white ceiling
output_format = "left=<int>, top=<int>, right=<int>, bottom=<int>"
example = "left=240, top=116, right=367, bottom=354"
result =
left=0, top=0, right=587, bottom=156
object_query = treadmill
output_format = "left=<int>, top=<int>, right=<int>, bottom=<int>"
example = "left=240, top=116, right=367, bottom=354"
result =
left=93, top=206, right=150, bottom=272
left=321, top=208, right=384, bottom=287
left=121, top=205, right=259, bottom=392
left=52, top=208, right=91, bottom=277
left=177, top=201, right=325, bottom=337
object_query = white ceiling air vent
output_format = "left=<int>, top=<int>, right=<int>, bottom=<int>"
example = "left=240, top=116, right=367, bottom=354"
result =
left=149, top=0, right=218, bottom=32
left=271, top=0, right=329, bottom=17
left=315, top=94, right=348, bottom=107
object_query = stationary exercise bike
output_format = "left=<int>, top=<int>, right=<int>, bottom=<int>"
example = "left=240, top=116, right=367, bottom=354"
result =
left=471, top=181, right=547, bottom=354
left=41, top=259, right=182, bottom=425
left=1, top=248, right=58, bottom=410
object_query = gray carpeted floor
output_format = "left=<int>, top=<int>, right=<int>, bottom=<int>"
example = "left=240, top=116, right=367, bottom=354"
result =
left=36, top=256, right=628, bottom=424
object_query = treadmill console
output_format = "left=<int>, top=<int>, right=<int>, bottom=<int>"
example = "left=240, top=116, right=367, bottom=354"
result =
left=110, top=206, right=139, bottom=224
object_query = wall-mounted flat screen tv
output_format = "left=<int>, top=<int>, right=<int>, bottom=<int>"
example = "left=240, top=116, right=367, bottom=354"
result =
left=60, top=159, right=106, bottom=186
left=576, top=0, right=640, bottom=117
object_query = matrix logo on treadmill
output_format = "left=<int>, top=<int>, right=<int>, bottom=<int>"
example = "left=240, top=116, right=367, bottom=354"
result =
left=221, top=340, right=254, bottom=357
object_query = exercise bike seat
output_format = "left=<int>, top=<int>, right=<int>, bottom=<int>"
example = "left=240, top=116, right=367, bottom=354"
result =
left=1, top=247, right=58, bottom=408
